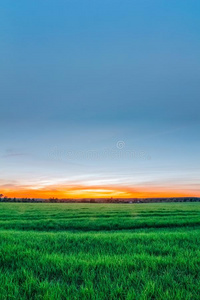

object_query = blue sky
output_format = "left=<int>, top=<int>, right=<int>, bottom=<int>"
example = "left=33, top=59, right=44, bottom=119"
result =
left=0, top=0, right=200, bottom=198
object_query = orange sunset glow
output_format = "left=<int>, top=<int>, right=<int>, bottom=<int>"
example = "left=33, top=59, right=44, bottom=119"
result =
left=1, top=184, right=198, bottom=199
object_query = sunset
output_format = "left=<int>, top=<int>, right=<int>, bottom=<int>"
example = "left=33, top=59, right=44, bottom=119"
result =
left=0, top=1, right=200, bottom=299
left=1, top=183, right=199, bottom=199
left=1, top=1, right=200, bottom=202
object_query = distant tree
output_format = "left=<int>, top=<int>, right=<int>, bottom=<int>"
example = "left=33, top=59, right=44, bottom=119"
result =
left=49, top=197, right=59, bottom=203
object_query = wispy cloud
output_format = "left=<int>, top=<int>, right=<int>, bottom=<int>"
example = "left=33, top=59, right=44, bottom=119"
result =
left=1, top=148, right=28, bottom=158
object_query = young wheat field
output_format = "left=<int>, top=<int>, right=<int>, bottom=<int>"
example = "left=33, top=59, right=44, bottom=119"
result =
left=0, top=203, right=199, bottom=300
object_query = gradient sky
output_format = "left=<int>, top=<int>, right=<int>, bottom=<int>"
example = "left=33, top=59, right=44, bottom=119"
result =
left=0, top=0, right=200, bottom=198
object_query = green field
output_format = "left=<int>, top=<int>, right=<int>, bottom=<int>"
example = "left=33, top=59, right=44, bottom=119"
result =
left=0, top=203, right=199, bottom=300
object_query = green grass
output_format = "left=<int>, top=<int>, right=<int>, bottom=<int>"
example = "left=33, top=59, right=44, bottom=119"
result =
left=0, top=203, right=199, bottom=299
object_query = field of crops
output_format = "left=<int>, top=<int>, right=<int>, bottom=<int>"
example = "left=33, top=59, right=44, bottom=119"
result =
left=0, top=203, right=199, bottom=300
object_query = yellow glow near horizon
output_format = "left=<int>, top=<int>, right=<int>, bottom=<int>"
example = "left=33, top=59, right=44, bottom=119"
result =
left=0, top=183, right=198, bottom=199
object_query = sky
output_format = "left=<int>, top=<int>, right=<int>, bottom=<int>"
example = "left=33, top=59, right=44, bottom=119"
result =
left=0, top=0, right=200, bottom=198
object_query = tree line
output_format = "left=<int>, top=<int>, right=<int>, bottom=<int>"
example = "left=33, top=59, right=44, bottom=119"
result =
left=0, top=194, right=199, bottom=203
